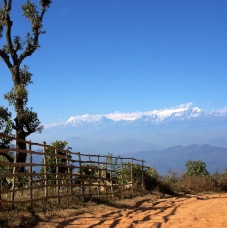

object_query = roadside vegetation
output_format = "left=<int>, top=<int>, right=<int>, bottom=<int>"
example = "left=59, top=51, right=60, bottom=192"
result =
left=155, top=160, right=227, bottom=194
left=114, top=159, right=227, bottom=195
left=0, top=154, right=227, bottom=227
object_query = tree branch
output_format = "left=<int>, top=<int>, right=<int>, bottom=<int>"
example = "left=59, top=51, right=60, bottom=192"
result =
left=4, top=0, right=18, bottom=64
left=19, top=6, right=47, bottom=64
left=0, top=49, right=12, bottom=68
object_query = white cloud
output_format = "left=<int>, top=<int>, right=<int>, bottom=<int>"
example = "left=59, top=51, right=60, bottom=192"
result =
left=106, top=111, right=143, bottom=121
left=44, top=122, right=65, bottom=129
left=66, top=114, right=102, bottom=123
left=214, top=107, right=227, bottom=116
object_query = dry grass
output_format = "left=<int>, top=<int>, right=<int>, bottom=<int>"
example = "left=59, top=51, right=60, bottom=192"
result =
left=0, top=189, right=147, bottom=227
left=1, top=172, right=226, bottom=227
left=160, top=173, right=227, bottom=194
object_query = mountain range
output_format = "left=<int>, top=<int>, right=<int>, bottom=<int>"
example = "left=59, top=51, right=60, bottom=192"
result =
left=29, top=103, right=227, bottom=174
left=44, top=102, right=227, bottom=129
left=31, top=103, right=227, bottom=151
left=121, top=144, right=227, bottom=175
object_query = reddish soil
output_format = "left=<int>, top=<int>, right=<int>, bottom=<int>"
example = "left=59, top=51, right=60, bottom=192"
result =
left=36, top=193, right=227, bottom=227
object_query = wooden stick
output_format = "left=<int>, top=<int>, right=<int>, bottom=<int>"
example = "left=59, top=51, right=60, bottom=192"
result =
left=131, top=158, right=134, bottom=191
left=43, top=142, right=48, bottom=204
left=11, top=147, right=17, bottom=209
left=55, top=148, right=60, bottom=204
left=29, top=141, right=33, bottom=207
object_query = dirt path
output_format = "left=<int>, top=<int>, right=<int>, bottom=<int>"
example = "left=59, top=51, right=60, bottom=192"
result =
left=37, top=193, right=227, bottom=228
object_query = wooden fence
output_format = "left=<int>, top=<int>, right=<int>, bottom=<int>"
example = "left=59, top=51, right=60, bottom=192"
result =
left=0, top=134, right=148, bottom=209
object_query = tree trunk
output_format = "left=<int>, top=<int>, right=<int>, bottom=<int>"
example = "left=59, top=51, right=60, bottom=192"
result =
left=16, top=132, right=27, bottom=173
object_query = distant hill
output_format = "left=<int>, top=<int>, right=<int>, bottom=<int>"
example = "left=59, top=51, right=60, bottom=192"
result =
left=120, top=144, right=227, bottom=175
left=29, top=143, right=227, bottom=176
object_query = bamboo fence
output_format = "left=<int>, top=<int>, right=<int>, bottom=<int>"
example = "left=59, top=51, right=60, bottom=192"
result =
left=0, top=134, right=147, bottom=209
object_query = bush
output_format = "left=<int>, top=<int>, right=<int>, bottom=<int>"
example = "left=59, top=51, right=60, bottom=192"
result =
left=143, top=167, right=159, bottom=191
left=185, top=160, right=209, bottom=176
left=114, top=162, right=159, bottom=191
left=0, top=154, right=13, bottom=188
left=212, top=172, right=227, bottom=192
left=177, top=175, right=215, bottom=193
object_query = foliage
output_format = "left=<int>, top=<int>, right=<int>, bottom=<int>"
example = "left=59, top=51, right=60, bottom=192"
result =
left=116, top=162, right=159, bottom=190
left=0, top=106, right=13, bottom=137
left=41, top=140, right=71, bottom=175
left=0, top=0, right=51, bottom=166
left=185, top=160, right=209, bottom=176
left=0, top=106, right=14, bottom=160
left=143, top=167, right=159, bottom=191
left=80, top=164, right=99, bottom=177
left=0, top=154, right=13, bottom=187
left=117, top=162, right=139, bottom=184
left=211, top=172, right=227, bottom=192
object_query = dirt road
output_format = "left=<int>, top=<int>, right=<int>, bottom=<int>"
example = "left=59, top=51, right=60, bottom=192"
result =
left=37, top=193, right=227, bottom=228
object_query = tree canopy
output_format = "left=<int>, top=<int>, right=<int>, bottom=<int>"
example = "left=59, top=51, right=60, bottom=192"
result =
left=185, top=160, right=209, bottom=176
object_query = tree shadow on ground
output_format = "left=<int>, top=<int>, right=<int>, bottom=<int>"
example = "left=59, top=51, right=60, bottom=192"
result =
left=55, top=194, right=189, bottom=228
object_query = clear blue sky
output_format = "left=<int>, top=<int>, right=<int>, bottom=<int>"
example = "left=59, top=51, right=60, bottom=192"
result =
left=1, top=0, right=227, bottom=124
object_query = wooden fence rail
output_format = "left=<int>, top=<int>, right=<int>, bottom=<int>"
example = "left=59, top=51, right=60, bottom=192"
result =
left=0, top=134, right=148, bottom=209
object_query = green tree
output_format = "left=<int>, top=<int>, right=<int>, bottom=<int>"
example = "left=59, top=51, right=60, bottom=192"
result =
left=41, top=140, right=72, bottom=175
left=0, top=0, right=52, bottom=169
left=0, top=106, right=13, bottom=162
left=185, top=160, right=209, bottom=176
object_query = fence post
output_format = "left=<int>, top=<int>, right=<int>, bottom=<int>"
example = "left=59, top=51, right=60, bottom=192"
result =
left=97, top=155, right=100, bottom=198
left=66, top=149, right=73, bottom=196
left=131, top=158, right=134, bottom=191
left=78, top=152, right=84, bottom=199
left=55, top=148, right=60, bottom=204
left=141, top=160, right=144, bottom=190
left=88, top=154, right=91, bottom=196
left=121, top=157, right=124, bottom=192
left=104, top=157, right=108, bottom=198
left=28, top=141, right=33, bottom=208
left=43, top=142, right=48, bottom=204
left=110, top=156, right=114, bottom=198
left=11, top=146, right=17, bottom=209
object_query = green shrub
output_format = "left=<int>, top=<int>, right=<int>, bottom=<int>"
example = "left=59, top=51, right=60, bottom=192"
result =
left=115, top=162, right=159, bottom=190
left=185, top=160, right=209, bottom=176
left=0, top=155, right=13, bottom=188
left=143, top=167, right=159, bottom=191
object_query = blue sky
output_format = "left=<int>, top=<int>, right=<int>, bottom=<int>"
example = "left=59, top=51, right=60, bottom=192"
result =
left=1, top=0, right=227, bottom=124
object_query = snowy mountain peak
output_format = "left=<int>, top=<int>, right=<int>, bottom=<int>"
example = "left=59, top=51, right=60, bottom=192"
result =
left=63, top=102, right=203, bottom=127
left=145, top=103, right=202, bottom=122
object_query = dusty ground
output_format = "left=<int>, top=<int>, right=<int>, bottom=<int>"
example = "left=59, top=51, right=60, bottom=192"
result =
left=35, top=192, right=227, bottom=228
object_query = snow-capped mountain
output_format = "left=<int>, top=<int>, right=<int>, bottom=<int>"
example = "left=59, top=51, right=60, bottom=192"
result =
left=31, top=102, right=227, bottom=154
left=47, top=102, right=206, bottom=128
left=29, top=103, right=227, bottom=169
